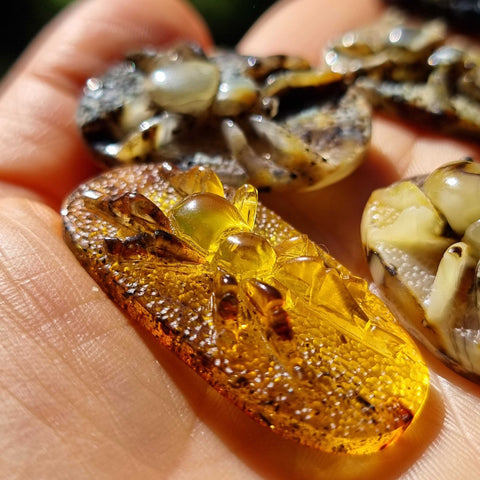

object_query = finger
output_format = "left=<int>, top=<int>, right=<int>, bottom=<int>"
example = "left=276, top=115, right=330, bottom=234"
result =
left=0, top=0, right=211, bottom=208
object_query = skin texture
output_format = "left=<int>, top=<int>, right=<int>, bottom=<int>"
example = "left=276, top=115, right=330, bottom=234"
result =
left=1, top=0, right=479, bottom=478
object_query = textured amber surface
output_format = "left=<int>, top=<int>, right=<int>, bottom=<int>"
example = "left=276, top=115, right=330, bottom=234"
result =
left=62, top=164, right=429, bottom=454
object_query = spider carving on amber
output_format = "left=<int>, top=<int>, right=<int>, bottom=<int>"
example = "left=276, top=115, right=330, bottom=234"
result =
left=62, top=163, right=429, bottom=454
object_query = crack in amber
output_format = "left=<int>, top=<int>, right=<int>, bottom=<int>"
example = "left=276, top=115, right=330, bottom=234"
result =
left=62, top=164, right=429, bottom=454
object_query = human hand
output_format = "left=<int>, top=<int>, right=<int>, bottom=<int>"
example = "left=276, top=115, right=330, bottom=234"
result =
left=1, top=0, right=479, bottom=478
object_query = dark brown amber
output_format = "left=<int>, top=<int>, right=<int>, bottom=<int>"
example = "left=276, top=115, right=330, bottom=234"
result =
left=62, top=164, right=429, bottom=454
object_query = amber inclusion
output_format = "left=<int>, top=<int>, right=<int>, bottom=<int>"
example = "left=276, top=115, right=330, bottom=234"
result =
left=62, top=164, right=429, bottom=454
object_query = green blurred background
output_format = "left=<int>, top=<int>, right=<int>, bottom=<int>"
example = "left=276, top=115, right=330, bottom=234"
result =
left=0, top=0, right=277, bottom=77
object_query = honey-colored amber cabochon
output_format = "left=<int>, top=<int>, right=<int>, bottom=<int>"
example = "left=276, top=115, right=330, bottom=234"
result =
left=62, top=164, right=429, bottom=454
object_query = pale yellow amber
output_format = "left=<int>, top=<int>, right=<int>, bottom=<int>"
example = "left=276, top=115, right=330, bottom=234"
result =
left=146, top=60, right=220, bottom=116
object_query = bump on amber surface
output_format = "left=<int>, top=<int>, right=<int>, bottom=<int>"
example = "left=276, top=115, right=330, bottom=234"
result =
left=62, top=164, right=429, bottom=454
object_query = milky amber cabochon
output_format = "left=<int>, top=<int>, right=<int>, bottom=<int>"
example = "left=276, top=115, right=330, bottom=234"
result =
left=62, top=164, right=429, bottom=454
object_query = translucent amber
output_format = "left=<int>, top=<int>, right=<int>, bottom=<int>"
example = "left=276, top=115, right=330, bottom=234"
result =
left=170, top=193, right=248, bottom=255
left=168, top=165, right=225, bottom=197
left=213, top=232, right=277, bottom=279
left=232, top=184, right=258, bottom=229
left=274, top=256, right=327, bottom=300
left=63, top=164, right=429, bottom=454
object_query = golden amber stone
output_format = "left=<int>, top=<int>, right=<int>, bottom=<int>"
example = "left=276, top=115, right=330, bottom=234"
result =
left=171, top=192, right=248, bottom=255
left=62, top=164, right=429, bottom=454
left=232, top=184, right=258, bottom=229
left=213, top=232, right=277, bottom=279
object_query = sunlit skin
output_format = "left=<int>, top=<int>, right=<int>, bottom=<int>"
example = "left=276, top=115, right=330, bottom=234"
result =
left=1, top=0, right=480, bottom=479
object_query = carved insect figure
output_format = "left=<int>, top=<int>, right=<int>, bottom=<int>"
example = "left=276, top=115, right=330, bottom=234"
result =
left=362, top=159, right=480, bottom=381
left=62, top=164, right=429, bottom=454
left=325, top=9, right=480, bottom=140
left=78, top=43, right=371, bottom=191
